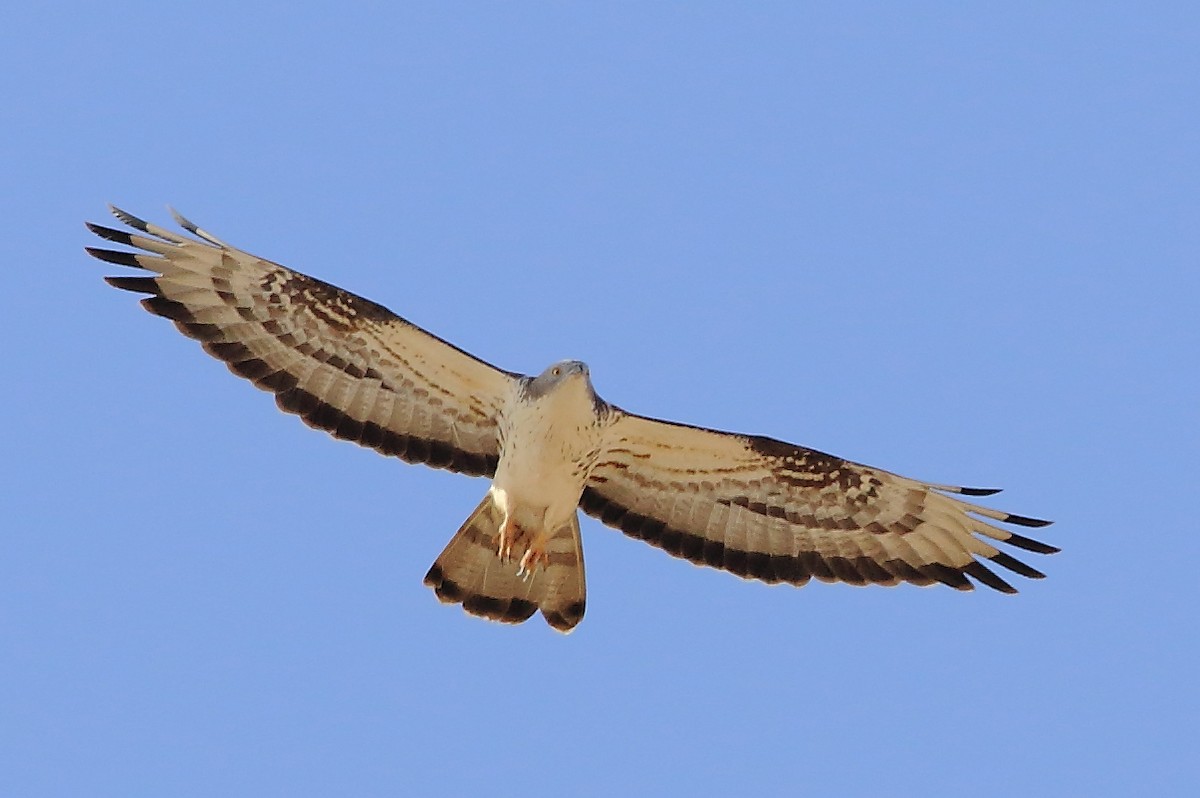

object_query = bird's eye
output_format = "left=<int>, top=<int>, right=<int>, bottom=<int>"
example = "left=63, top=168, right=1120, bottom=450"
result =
left=551, top=367, right=561, bottom=377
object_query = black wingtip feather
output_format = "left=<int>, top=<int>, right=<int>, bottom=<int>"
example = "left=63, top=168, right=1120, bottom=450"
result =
left=989, top=551, right=1046, bottom=580
left=962, top=561, right=1018, bottom=593
left=169, top=206, right=201, bottom=236
left=993, top=511, right=1051, bottom=528
left=104, top=276, right=159, bottom=295
left=141, top=295, right=193, bottom=322
left=959, top=486, right=1002, bottom=497
left=85, top=247, right=143, bottom=267
left=86, top=222, right=136, bottom=246
left=1003, top=513, right=1053, bottom=528
left=919, top=563, right=974, bottom=591
left=1004, top=532, right=1061, bottom=555
left=108, top=205, right=152, bottom=233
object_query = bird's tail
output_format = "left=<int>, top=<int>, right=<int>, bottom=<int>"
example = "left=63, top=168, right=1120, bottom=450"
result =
left=423, top=492, right=587, bottom=632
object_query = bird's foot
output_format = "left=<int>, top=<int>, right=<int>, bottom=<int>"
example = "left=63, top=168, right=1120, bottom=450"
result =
left=497, top=518, right=546, bottom=580
left=497, top=518, right=526, bottom=564
left=516, top=543, right=548, bottom=580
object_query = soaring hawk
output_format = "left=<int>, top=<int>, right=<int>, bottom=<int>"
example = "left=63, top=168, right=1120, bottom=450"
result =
left=85, top=206, right=1057, bottom=632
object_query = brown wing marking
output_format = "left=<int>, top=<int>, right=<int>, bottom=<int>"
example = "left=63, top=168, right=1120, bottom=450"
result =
left=86, top=206, right=515, bottom=477
left=583, top=411, right=1056, bottom=593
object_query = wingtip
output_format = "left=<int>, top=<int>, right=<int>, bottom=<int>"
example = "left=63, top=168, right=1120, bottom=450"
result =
left=108, top=204, right=149, bottom=233
left=1005, top=513, right=1053, bottom=528
left=959, top=486, right=1002, bottom=497
left=86, top=221, right=137, bottom=246
left=165, top=205, right=230, bottom=247
left=930, top=483, right=1002, bottom=497
left=85, top=246, right=142, bottom=267
left=989, top=551, right=1047, bottom=580
left=1005, top=531, right=1061, bottom=555
left=104, top=275, right=159, bottom=294
left=962, top=561, right=1018, bottom=594
left=167, top=204, right=195, bottom=232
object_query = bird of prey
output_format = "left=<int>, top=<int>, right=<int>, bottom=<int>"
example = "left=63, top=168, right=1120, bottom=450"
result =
left=85, top=206, right=1057, bottom=632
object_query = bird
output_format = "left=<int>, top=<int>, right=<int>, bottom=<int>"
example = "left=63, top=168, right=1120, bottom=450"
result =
left=85, top=205, right=1057, bottom=633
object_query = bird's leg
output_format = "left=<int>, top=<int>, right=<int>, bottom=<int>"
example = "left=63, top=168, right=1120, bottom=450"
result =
left=495, top=505, right=549, bottom=579
left=497, top=516, right=522, bottom=563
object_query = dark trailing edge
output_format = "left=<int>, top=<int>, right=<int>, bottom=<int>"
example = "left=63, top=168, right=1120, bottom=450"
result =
left=578, top=485, right=1057, bottom=594
left=423, top=564, right=585, bottom=631
left=423, top=563, right=539, bottom=625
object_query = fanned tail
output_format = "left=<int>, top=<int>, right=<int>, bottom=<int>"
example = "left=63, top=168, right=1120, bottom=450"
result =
left=423, top=493, right=587, bottom=632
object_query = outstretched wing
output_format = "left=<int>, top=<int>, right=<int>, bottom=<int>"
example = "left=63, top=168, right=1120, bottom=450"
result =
left=86, top=206, right=518, bottom=477
left=582, top=411, right=1056, bottom=593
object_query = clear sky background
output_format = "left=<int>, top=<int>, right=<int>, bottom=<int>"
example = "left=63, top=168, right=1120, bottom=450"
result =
left=2, top=3, right=1196, bottom=796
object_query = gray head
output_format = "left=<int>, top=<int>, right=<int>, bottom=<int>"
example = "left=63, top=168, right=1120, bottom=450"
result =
left=523, top=360, right=592, bottom=401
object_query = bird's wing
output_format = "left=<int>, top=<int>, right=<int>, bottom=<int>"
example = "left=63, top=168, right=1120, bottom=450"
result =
left=86, top=206, right=517, bottom=476
left=582, top=410, right=1056, bottom=592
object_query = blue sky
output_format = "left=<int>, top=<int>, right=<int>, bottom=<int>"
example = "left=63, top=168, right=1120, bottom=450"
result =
left=2, top=2, right=1197, bottom=795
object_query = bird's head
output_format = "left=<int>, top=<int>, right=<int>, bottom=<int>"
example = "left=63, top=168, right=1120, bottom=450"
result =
left=525, top=359, right=593, bottom=401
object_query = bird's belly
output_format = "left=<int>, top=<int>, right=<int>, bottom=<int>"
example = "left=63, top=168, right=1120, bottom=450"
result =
left=493, top=446, right=585, bottom=518
left=491, top=428, right=596, bottom=532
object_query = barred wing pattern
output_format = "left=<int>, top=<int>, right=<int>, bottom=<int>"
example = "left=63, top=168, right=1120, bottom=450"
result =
left=583, top=412, right=1056, bottom=593
left=86, top=207, right=516, bottom=477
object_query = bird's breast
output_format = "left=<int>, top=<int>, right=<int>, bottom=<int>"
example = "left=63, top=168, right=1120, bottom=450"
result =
left=491, top=391, right=604, bottom=527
